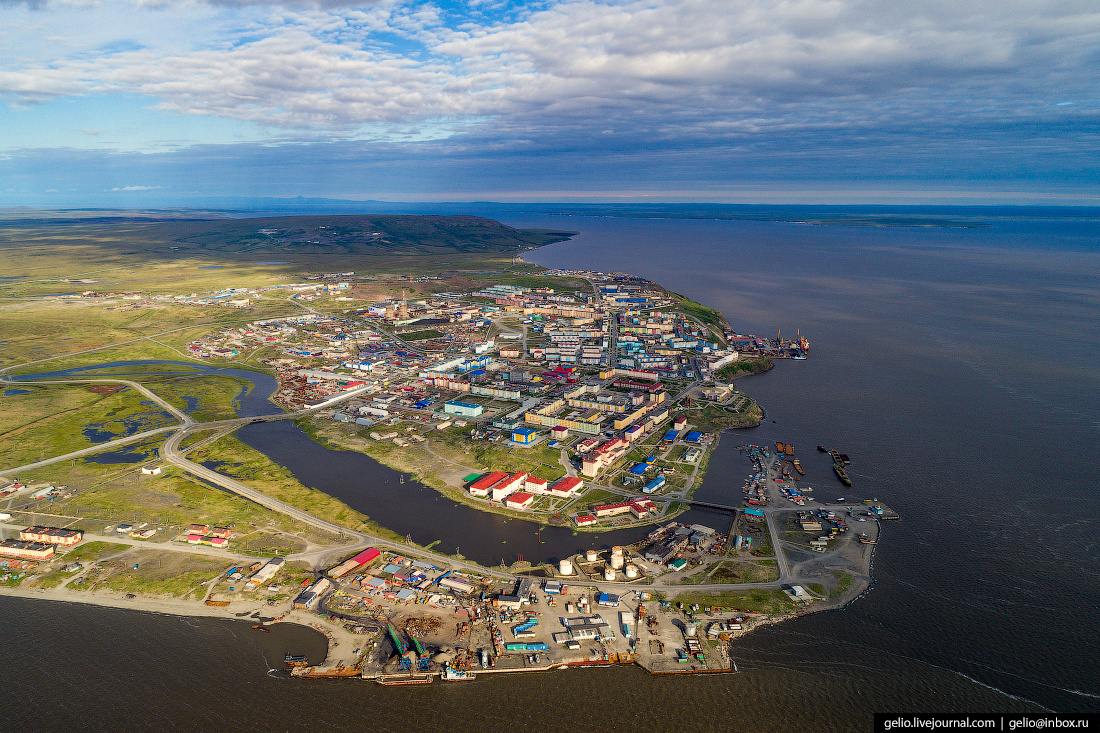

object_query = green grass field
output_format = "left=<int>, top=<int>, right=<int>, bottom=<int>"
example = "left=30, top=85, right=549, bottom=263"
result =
left=188, top=432, right=404, bottom=542
left=0, top=384, right=176, bottom=470
left=672, top=588, right=798, bottom=614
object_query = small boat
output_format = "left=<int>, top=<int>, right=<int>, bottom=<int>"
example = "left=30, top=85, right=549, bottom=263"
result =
left=817, top=445, right=827, bottom=452
left=252, top=624, right=270, bottom=633
left=858, top=534, right=877, bottom=545
left=833, top=464, right=852, bottom=486
left=792, top=459, right=804, bottom=475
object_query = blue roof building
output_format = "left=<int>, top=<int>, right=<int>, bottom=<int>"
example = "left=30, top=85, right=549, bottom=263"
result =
left=511, top=427, right=538, bottom=444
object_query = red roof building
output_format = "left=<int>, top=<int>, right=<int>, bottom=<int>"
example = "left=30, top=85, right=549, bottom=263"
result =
left=490, top=472, right=528, bottom=502
left=469, top=471, right=509, bottom=497
left=549, top=477, right=584, bottom=496
left=504, top=492, right=535, bottom=509
left=524, top=476, right=549, bottom=494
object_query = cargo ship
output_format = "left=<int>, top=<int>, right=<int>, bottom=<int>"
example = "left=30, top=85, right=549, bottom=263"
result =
left=377, top=674, right=433, bottom=685
left=792, top=459, right=804, bottom=475
left=833, top=464, right=852, bottom=486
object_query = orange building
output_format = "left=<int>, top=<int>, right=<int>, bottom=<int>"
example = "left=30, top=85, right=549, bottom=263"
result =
left=20, top=526, right=83, bottom=546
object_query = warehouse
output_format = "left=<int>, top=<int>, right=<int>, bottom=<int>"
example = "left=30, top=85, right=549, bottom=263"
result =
left=329, top=547, right=380, bottom=578
left=439, top=576, right=476, bottom=594
left=252, top=557, right=286, bottom=584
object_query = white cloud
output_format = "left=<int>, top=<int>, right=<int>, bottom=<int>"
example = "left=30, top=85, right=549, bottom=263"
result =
left=111, top=184, right=163, bottom=189
left=0, top=0, right=1096, bottom=141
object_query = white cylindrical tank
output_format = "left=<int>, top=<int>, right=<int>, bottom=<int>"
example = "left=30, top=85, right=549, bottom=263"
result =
left=625, top=564, right=639, bottom=579
left=685, top=622, right=698, bottom=637
left=585, top=550, right=598, bottom=562
left=603, top=566, right=616, bottom=581
left=611, top=545, right=623, bottom=556
left=558, top=559, right=573, bottom=576
left=609, top=553, right=624, bottom=570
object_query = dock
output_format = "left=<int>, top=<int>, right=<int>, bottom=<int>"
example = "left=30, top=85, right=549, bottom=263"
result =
left=862, top=499, right=900, bottom=520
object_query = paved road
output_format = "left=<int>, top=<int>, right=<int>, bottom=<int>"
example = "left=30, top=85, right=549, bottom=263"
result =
left=2, top=339, right=814, bottom=594
left=160, top=422, right=516, bottom=580
left=5, top=425, right=183, bottom=475
left=0, top=377, right=375, bottom=477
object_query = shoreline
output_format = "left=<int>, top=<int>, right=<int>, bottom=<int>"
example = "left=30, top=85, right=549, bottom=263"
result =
left=1, top=242, right=877, bottom=680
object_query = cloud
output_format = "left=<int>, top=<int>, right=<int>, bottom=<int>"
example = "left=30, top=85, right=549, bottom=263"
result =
left=2, top=0, right=1097, bottom=138
left=0, top=0, right=1097, bottom=202
left=111, top=184, right=164, bottom=190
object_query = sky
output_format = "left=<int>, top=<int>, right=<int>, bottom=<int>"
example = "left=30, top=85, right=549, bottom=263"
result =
left=0, top=0, right=1097, bottom=206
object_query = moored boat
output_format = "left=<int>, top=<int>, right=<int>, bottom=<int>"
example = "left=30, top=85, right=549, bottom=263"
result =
left=792, top=459, right=804, bottom=475
left=442, top=665, right=476, bottom=681
left=833, top=464, right=853, bottom=486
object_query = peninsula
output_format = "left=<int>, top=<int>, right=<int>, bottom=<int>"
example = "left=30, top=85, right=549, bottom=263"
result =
left=0, top=211, right=882, bottom=681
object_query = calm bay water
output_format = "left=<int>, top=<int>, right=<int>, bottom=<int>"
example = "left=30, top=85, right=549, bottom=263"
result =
left=3, top=212, right=1098, bottom=729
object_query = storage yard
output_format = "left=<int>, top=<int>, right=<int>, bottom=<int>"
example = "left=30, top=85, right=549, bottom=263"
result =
left=283, top=572, right=758, bottom=681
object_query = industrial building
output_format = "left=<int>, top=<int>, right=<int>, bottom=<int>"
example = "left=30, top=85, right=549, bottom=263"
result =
left=251, top=557, right=286, bottom=584
left=329, top=547, right=381, bottom=579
